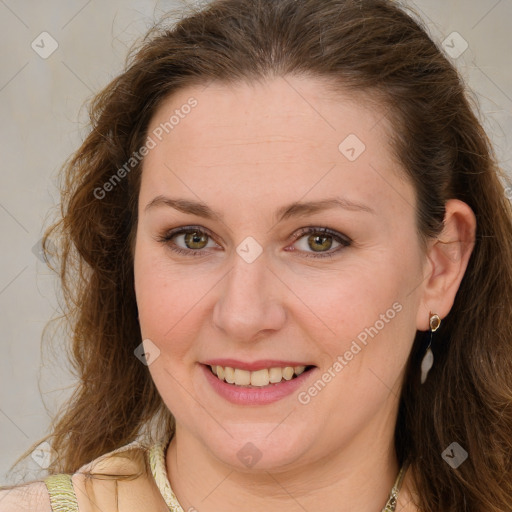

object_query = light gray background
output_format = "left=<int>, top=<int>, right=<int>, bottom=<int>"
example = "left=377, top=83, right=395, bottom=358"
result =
left=0, top=0, right=511, bottom=485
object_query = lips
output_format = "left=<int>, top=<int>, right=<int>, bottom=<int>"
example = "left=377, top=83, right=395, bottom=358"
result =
left=203, top=359, right=314, bottom=372
left=209, top=364, right=311, bottom=387
left=201, top=360, right=316, bottom=405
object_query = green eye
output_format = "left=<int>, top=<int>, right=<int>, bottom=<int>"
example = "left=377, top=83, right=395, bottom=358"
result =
left=183, top=230, right=209, bottom=250
left=159, top=225, right=351, bottom=259
left=291, top=227, right=351, bottom=259
left=159, top=226, right=217, bottom=257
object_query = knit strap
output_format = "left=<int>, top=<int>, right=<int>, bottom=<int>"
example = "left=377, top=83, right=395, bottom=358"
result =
left=149, top=437, right=184, bottom=512
left=381, top=461, right=410, bottom=512
left=44, top=474, right=79, bottom=512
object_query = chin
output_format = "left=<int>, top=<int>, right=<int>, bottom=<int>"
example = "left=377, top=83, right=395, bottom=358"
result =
left=195, top=422, right=317, bottom=472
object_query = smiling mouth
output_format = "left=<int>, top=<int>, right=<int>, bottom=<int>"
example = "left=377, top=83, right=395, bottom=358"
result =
left=208, top=364, right=315, bottom=387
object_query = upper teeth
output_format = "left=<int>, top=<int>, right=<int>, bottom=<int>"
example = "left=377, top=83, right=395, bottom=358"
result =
left=211, top=365, right=307, bottom=387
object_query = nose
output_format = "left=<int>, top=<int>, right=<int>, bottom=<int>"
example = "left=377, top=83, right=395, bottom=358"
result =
left=212, top=251, right=287, bottom=343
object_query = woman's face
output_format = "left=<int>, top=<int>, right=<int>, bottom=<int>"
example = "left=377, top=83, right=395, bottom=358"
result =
left=134, top=76, right=428, bottom=470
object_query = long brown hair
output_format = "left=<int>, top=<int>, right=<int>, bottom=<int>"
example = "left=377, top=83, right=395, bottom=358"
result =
left=9, top=0, right=512, bottom=510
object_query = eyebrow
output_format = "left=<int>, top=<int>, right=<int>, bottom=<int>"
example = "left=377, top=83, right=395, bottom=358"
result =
left=144, top=195, right=376, bottom=223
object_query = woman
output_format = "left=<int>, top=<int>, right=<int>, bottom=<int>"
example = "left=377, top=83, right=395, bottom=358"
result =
left=1, top=0, right=511, bottom=510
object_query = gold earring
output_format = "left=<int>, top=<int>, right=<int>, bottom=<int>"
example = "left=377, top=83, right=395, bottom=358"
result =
left=430, top=312, right=441, bottom=332
left=420, top=312, right=441, bottom=384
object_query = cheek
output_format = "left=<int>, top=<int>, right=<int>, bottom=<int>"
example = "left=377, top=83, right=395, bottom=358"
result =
left=303, top=255, right=405, bottom=334
left=134, top=242, right=188, bottom=351
left=308, top=251, right=419, bottom=378
left=134, top=238, right=220, bottom=364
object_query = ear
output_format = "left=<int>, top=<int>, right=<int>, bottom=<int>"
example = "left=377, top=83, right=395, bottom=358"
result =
left=416, top=199, right=477, bottom=331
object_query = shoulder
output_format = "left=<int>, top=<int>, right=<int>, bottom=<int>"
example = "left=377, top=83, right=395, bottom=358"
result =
left=0, top=482, right=52, bottom=512
left=0, top=436, right=169, bottom=512
left=75, top=438, right=169, bottom=512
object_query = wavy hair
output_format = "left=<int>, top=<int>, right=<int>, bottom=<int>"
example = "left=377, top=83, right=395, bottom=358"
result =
left=9, top=1, right=512, bottom=510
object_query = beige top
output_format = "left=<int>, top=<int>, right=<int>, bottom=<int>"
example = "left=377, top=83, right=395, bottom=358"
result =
left=44, top=433, right=180, bottom=512
left=2, top=434, right=407, bottom=511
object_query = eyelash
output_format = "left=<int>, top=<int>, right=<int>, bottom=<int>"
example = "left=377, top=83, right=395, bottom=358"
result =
left=157, top=225, right=352, bottom=259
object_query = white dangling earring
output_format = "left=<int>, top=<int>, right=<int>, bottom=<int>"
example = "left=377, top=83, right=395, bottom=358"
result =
left=420, top=311, right=441, bottom=384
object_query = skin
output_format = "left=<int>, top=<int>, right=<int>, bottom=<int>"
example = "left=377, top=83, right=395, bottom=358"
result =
left=133, top=76, right=476, bottom=512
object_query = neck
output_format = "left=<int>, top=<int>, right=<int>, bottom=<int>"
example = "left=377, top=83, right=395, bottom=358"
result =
left=165, top=419, right=413, bottom=512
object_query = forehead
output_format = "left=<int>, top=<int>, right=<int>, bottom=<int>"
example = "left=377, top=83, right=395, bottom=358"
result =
left=140, top=76, right=412, bottom=219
